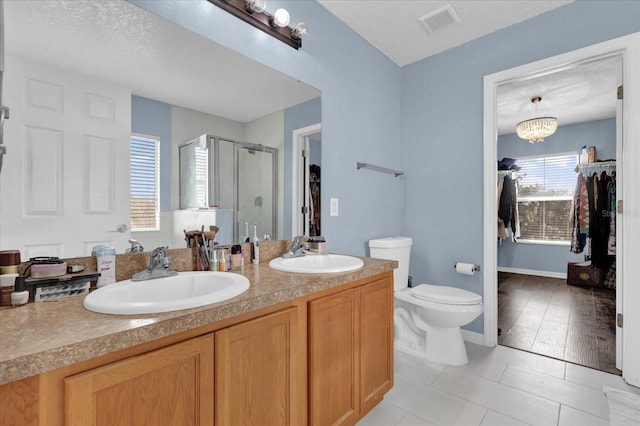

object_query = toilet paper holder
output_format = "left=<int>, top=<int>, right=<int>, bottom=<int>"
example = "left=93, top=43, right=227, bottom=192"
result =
left=453, top=262, right=481, bottom=272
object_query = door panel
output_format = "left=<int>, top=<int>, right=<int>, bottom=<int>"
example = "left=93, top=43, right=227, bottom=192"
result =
left=1, top=56, right=131, bottom=257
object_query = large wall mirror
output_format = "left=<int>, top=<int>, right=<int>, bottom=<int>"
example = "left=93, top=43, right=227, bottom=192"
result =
left=0, top=0, right=321, bottom=257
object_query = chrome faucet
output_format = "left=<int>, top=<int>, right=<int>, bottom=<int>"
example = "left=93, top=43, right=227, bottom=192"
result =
left=125, top=239, right=144, bottom=254
left=131, top=246, right=178, bottom=281
left=282, top=236, right=309, bottom=259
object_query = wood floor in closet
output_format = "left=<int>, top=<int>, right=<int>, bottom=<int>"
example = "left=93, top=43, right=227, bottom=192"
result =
left=497, top=272, right=618, bottom=375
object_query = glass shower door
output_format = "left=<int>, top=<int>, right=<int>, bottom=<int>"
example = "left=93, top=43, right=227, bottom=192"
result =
left=234, top=144, right=277, bottom=242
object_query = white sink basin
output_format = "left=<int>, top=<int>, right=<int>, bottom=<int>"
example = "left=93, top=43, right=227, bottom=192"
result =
left=83, top=271, right=250, bottom=315
left=269, top=254, right=364, bottom=274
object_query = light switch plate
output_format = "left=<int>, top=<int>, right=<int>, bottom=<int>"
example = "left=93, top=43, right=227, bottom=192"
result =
left=330, top=198, right=339, bottom=216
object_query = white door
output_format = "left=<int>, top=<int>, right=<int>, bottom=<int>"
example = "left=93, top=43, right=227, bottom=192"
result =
left=0, top=56, right=131, bottom=258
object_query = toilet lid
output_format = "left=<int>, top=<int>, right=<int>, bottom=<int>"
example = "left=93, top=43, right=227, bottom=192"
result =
left=412, top=284, right=482, bottom=305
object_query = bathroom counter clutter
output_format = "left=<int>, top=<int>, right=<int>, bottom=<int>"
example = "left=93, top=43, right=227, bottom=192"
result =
left=0, top=256, right=395, bottom=386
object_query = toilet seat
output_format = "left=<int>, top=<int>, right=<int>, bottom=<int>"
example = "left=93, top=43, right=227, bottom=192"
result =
left=411, top=284, right=482, bottom=306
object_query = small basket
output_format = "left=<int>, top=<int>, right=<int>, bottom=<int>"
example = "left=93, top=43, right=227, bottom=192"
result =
left=567, top=262, right=605, bottom=287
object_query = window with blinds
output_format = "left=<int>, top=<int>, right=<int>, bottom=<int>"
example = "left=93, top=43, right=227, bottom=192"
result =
left=516, top=153, right=578, bottom=242
left=130, top=135, right=160, bottom=231
left=194, top=147, right=209, bottom=208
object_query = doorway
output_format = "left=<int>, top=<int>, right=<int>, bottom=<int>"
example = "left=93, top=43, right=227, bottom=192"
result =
left=482, top=33, right=640, bottom=386
left=492, top=55, right=621, bottom=373
left=291, top=123, right=322, bottom=237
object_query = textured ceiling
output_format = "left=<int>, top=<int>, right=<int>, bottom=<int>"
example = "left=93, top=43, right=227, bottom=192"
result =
left=5, top=0, right=616, bottom=133
left=317, top=0, right=574, bottom=66
left=4, top=0, right=320, bottom=123
left=497, top=56, right=620, bottom=136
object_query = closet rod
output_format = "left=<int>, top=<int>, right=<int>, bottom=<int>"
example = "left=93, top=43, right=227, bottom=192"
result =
left=356, top=162, right=404, bottom=177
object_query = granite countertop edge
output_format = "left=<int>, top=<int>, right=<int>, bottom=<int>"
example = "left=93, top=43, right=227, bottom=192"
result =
left=0, top=257, right=396, bottom=385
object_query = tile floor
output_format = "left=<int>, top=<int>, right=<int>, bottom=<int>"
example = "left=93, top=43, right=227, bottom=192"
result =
left=497, top=272, right=617, bottom=374
left=357, top=344, right=640, bottom=426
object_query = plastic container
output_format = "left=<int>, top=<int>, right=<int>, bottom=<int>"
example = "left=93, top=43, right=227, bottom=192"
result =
left=92, top=245, right=116, bottom=288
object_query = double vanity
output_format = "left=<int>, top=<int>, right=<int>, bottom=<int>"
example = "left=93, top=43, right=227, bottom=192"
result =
left=0, top=245, right=395, bottom=426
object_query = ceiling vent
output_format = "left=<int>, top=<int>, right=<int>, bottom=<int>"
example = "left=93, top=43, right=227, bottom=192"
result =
left=419, top=4, right=460, bottom=34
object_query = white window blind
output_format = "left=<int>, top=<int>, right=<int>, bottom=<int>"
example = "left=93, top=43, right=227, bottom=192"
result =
left=516, top=153, right=578, bottom=242
left=130, top=135, right=160, bottom=231
left=194, top=147, right=208, bottom=207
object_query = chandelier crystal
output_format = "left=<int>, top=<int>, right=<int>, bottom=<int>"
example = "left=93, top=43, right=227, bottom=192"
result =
left=516, top=97, right=558, bottom=143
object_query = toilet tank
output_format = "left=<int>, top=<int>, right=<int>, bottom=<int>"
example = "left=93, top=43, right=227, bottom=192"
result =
left=369, top=237, right=412, bottom=291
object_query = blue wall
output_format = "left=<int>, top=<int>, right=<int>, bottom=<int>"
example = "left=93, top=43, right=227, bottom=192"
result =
left=131, top=95, right=172, bottom=212
left=497, top=119, right=616, bottom=274
left=499, top=119, right=616, bottom=161
left=131, top=0, right=405, bottom=255
left=401, top=2, right=638, bottom=333
left=131, top=0, right=640, bottom=334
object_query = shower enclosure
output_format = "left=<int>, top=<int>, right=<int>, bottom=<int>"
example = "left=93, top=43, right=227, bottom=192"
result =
left=179, top=134, right=278, bottom=243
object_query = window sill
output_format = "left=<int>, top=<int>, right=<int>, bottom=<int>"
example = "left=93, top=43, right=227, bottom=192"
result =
left=515, top=239, right=570, bottom=247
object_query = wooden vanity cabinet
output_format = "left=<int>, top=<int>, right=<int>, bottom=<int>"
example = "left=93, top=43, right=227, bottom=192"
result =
left=308, top=274, right=394, bottom=426
left=215, top=307, right=303, bottom=425
left=62, top=306, right=303, bottom=426
left=64, top=334, right=214, bottom=426
left=0, top=271, right=393, bottom=426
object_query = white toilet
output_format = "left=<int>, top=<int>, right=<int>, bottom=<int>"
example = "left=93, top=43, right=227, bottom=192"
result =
left=369, top=237, right=483, bottom=366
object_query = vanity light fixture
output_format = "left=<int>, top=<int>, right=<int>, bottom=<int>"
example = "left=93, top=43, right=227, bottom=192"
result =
left=516, top=96, right=558, bottom=143
left=208, top=0, right=307, bottom=49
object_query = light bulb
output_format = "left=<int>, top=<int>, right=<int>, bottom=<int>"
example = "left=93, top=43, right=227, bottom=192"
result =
left=292, top=22, right=308, bottom=39
left=272, top=8, right=290, bottom=27
left=246, top=0, right=266, bottom=13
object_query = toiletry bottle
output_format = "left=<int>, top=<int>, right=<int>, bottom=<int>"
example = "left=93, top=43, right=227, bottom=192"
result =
left=252, top=223, right=260, bottom=264
left=242, top=222, right=250, bottom=243
left=217, top=249, right=225, bottom=272
left=93, top=246, right=116, bottom=288
left=231, top=245, right=242, bottom=269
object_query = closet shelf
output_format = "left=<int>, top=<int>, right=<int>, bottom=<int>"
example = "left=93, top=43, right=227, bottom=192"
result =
left=356, top=162, right=404, bottom=177
left=577, top=160, right=616, bottom=174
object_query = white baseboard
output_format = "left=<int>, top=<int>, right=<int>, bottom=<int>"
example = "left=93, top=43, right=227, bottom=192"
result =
left=497, top=266, right=567, bottom=280
left=461, top=329, right=485, bottom=346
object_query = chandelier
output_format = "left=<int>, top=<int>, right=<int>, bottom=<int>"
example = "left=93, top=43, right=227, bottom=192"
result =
left=516, top=97, right=558, bottom=143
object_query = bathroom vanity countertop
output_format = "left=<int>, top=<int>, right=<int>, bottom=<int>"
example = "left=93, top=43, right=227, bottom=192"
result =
left=0, top=256, right=396, bottom=385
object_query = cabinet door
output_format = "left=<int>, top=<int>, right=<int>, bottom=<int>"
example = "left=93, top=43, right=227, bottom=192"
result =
left=308, top=288, right=360, bottom=426
left=215, top=307, right=301, bottom=426
left=64, top=334, right=214, bottom=426
left=359, top=277, right=394, bottom=415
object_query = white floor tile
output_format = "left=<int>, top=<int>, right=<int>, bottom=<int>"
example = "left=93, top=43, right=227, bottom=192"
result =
left=357, top=399, right=406, bottom=426
left=446, top=353, right=508, bottom=382
left=558, top=406, right=609, bottom=426
left=385, top=375, right=487, bottom=426
left=433, top=369, right=560, bottom=426
left=395, top=412, right=439, bottom=426
left=487, top=345, right=566, bottom=379
left=395, top=350, right=444, bottom=385
left=565, top=362, right=640, bottom=394
left=358, top=347, right=636, bottom=426
left=480, top=410, right=531, bottom=426
left=500, top=365, right=609, bottom=420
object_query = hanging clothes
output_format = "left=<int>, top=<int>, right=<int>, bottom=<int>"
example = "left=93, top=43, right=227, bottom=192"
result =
left=590, top=171, right=612, bottom=269
left=498, top=175, right=519, bottom=242
left=497, top=177, right=508, bottom=240
left=608, top=176, right=616, bottom=255
left=309, top=164, right=321, bottom=236
left=569, top=163, right=616, bottom=269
